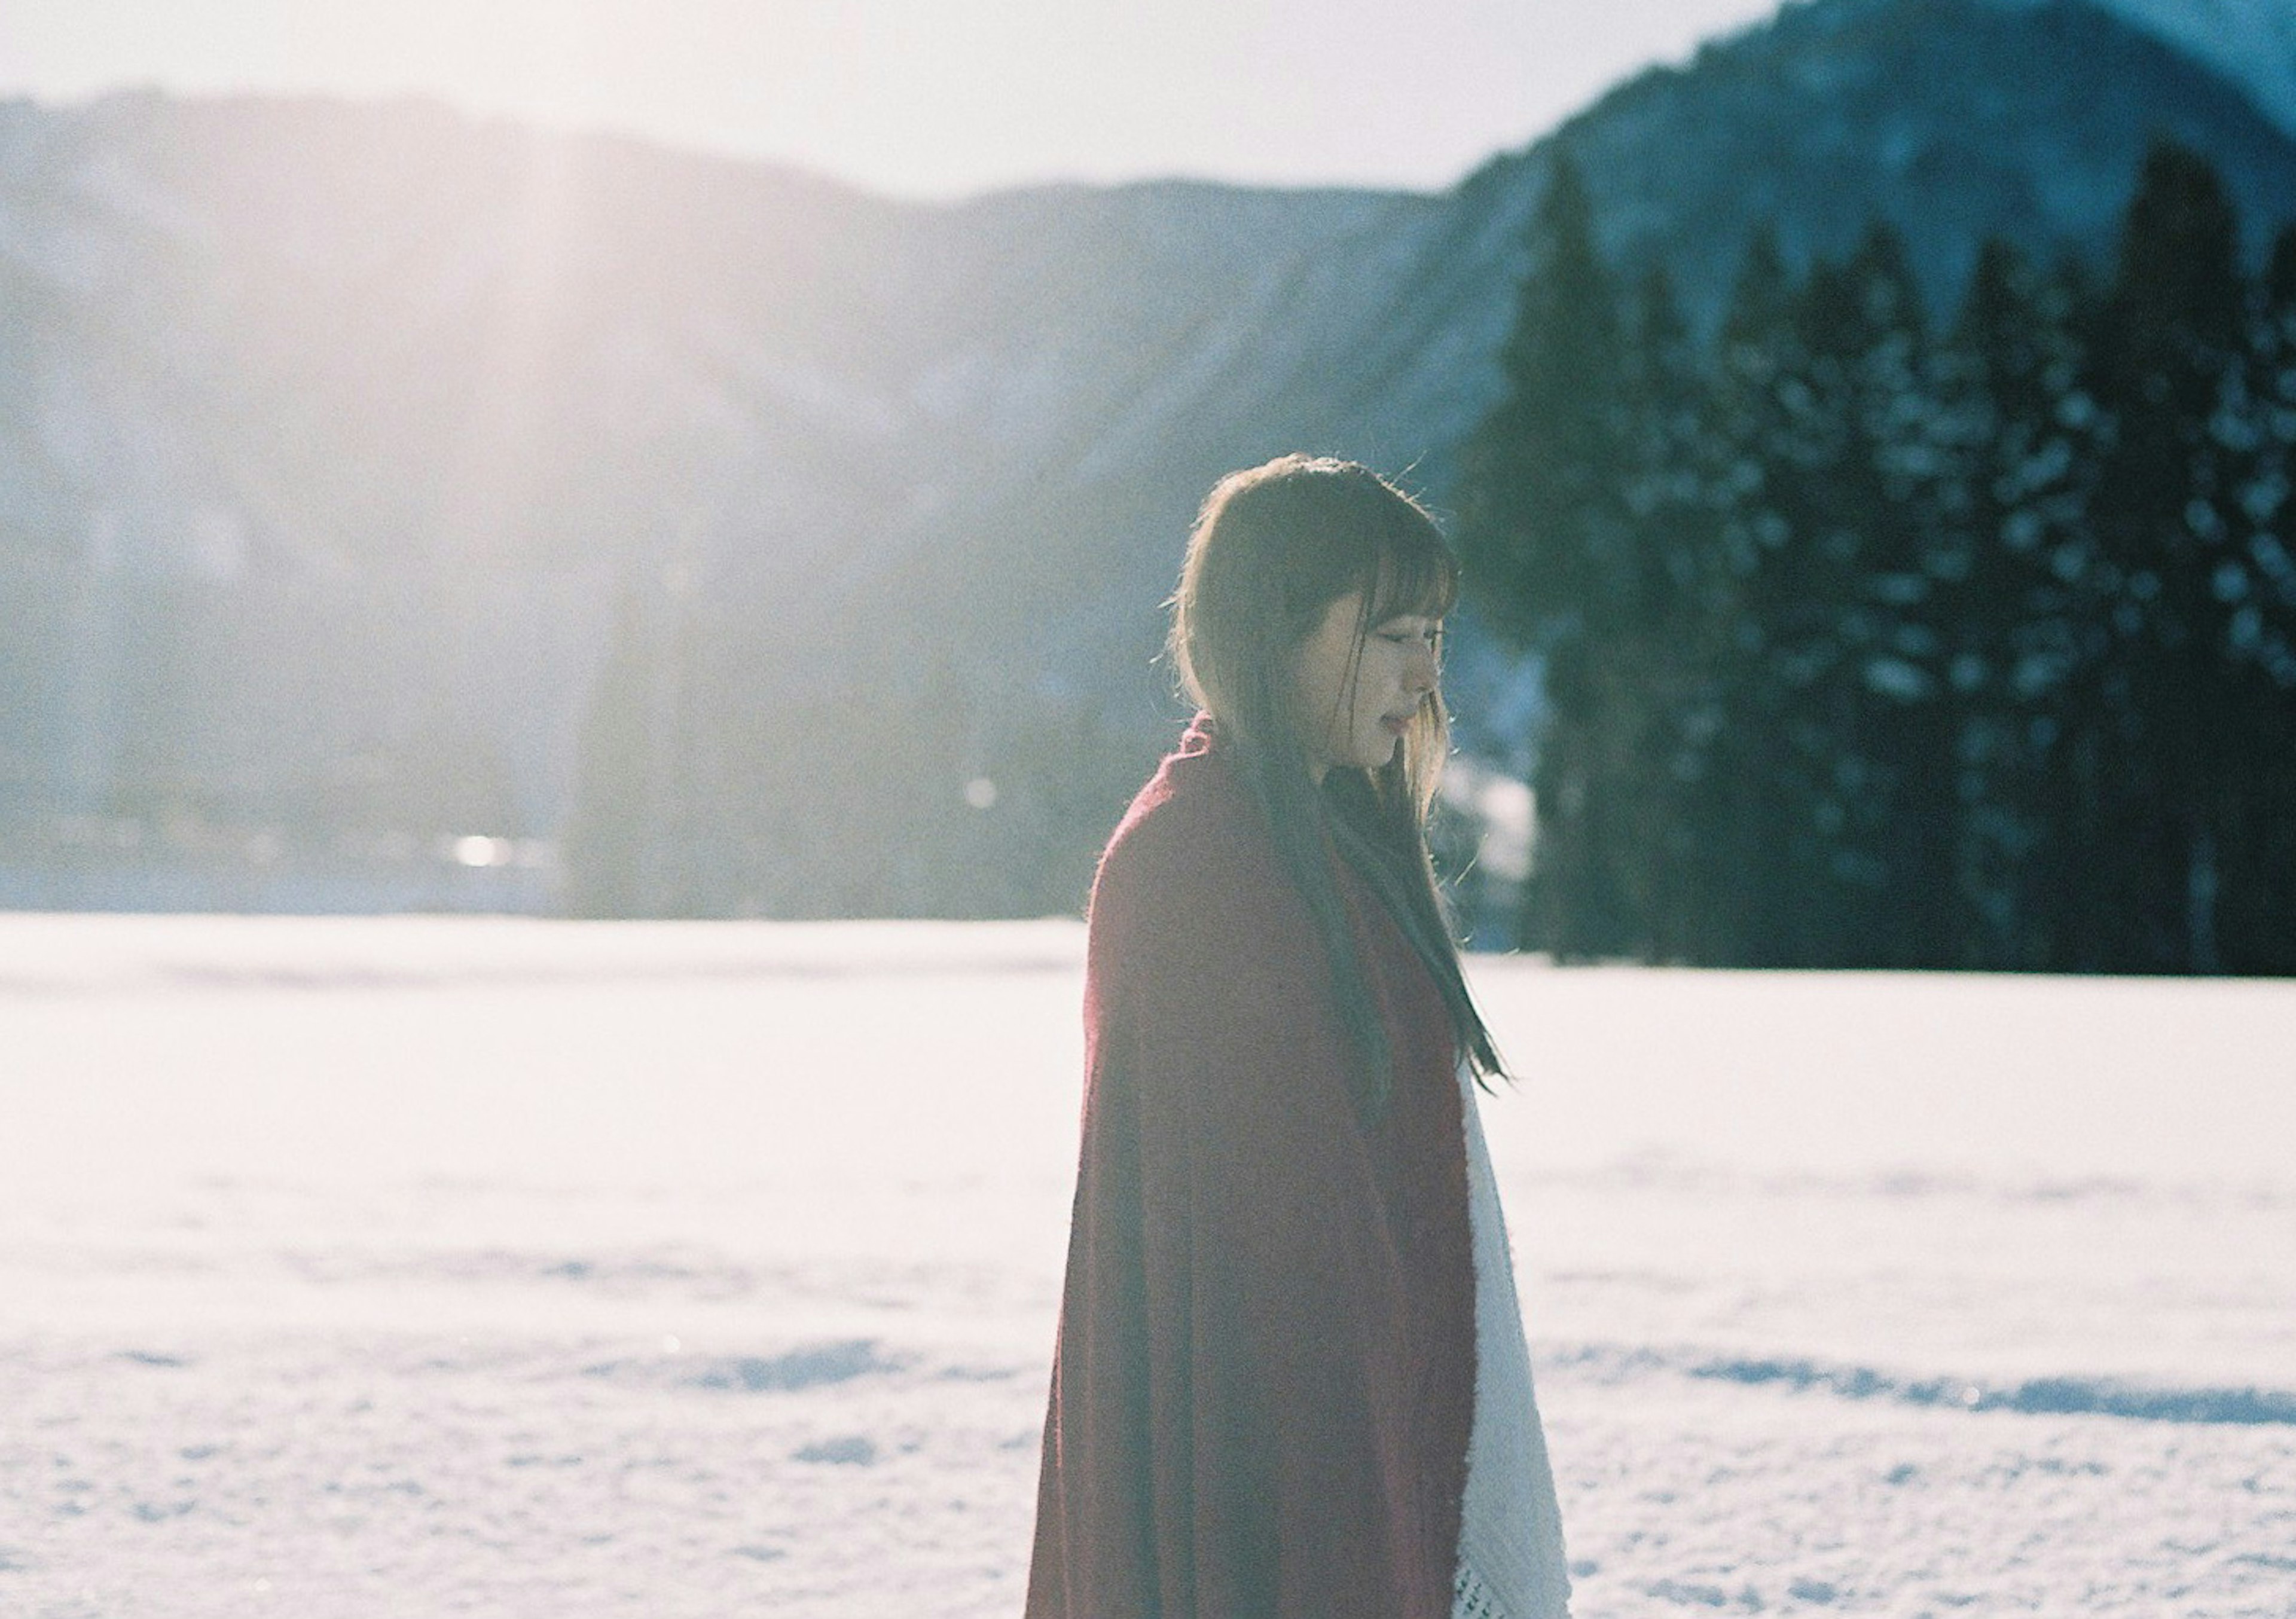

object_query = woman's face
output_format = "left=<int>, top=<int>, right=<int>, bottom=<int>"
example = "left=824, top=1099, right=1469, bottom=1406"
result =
left=1292, top=589, right=1442, bottom=780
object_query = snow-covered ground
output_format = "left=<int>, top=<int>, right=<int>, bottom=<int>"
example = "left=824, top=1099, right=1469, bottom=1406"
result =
left=2, top=914, right=2291, bottom=1617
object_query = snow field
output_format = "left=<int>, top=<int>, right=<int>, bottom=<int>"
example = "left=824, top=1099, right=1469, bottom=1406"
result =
left=1, top=915, right=2291, bottom=1616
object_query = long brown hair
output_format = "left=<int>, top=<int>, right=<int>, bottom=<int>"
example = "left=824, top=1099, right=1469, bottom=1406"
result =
left=1168, top=454, right=1506, bottom=1117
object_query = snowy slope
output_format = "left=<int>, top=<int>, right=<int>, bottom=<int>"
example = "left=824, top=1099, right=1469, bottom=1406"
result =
left=2, top=916, right=2292, bottom=1616
left=8, top=0, right=2296, bottom=919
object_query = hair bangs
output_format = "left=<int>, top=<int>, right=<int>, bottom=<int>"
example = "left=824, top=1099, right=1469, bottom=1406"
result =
left=1368, top=527, right=1458, bottom=625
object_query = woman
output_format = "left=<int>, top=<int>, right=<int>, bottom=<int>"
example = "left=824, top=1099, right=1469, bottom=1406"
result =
left=1024, top=456, right=1571, bottom=1619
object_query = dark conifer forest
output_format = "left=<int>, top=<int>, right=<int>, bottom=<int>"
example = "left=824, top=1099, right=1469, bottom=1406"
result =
left=1457, top=140, right=2296, bottom=973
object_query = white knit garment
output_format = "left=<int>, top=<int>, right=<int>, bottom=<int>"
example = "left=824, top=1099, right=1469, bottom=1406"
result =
left=1451, top=1061, right=1573, bottom=1619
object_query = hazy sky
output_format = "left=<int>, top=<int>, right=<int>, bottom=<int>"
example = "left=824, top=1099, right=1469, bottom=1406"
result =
left=0, top=0, right=1784, bottom=197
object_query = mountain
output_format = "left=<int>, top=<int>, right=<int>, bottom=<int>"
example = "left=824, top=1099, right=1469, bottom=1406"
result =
left=1504, top=0, right=2296, bottom=321
left=2084, top=0, right=2296, bottom=139
left=2, top=0, right=2293, bottom=915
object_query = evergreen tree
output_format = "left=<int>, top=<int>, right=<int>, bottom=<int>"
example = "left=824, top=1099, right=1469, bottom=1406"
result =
left=1703, top=227, right=1943, bottom=966
left=1931, top=240, right=2100, bottom=968
left=2212, top=223, right=2296, bottom=970
left=1825, top=224, right=1956, bottom=967
left=1456, top=151, right=1644, bottom=957
left=1618, top=263, right=1734, bottom=961
left=2083, top=139, right=2247, bottom=971
left=1694, top=225, right=1810, bottom=966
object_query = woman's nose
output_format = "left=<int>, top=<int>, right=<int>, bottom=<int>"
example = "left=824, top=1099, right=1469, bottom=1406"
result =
left=1405, top=645, right=1438, bottom=694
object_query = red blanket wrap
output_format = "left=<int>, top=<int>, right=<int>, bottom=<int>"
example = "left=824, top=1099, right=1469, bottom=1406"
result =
left=1025, top=717, right=1475, bottom=1618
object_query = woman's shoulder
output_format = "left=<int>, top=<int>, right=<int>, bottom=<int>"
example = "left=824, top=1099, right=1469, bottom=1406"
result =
left=1092, top=732, right=1272, bottom=921
left=1085, top=731, right=1329, bottom=1051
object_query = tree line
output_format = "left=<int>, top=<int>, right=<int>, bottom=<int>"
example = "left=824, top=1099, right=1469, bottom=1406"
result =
left=1457, top=139, right=2296, bottom=973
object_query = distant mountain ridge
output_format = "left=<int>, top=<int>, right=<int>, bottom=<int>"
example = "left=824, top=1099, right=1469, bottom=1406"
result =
left=2, top=0, right=2293, bottom=914
left=1517, top=0, right=2296, bottom=320
left=2083, top=0, right=2296, bottom=137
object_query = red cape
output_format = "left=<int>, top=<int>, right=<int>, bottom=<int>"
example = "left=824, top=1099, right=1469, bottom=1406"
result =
left=1025, top=718, right=1476, bottom=1618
